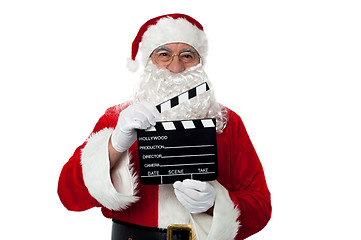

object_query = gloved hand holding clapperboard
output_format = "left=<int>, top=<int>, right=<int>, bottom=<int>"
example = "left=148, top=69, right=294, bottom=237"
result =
left=111, top=82, right=216, bottom=214
left=174, top=179, right=215, bottom=214
left=111, top=101, right=160, bottom=153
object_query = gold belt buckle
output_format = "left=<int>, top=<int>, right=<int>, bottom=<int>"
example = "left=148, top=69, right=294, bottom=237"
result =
left=167, top=224, right=194, bottom=240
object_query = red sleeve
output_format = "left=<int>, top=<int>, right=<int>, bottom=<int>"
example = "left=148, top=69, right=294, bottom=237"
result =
left=57, top=110, right=112, bottom=211
left=226, top=110, right=272, bottom=239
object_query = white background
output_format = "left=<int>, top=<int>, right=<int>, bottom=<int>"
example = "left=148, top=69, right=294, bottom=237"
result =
left=1, top=0, right=360, bottom=239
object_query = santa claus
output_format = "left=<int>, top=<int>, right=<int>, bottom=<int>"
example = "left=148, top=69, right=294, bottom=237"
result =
left=58, top=14, right=271, bottom=240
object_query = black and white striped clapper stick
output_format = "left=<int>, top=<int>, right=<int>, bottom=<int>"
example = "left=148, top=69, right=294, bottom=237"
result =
left=137, top=118, right=218, bottom=185
left=155, top=82, right=210, bottom=113
left=145, top=118, right=216, bottom=132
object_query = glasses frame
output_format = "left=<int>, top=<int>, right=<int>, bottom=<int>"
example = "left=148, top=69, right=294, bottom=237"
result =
left=151, top=48, right=201, bottom=67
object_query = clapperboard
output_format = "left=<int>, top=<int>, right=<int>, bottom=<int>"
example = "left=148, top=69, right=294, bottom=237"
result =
left=137, top=82, right=218, bottom=185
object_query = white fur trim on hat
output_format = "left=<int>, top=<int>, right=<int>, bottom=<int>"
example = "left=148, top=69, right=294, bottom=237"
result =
left=140, top=17, right=208, bottom=66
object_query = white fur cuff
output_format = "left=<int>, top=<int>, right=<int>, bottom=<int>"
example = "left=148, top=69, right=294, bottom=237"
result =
left=81, top=128, right=139, bottom=210
left=207, top=181, right=241, bottom=240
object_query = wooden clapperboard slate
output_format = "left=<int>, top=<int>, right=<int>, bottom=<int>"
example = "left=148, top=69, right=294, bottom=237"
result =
left=137, top=82, right=218, bottom=185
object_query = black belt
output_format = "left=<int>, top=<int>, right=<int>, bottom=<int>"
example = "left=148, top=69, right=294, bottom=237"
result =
left=111, top=219, right=193, bottom=240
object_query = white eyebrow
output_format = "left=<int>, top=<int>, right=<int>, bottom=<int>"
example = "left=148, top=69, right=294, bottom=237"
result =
left=180, top=48, right=197, bottom=54
left=154, top=46, right=171, bottom=52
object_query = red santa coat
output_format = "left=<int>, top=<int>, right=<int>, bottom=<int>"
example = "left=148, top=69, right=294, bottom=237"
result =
left=58, top=103, right=271, bottom=239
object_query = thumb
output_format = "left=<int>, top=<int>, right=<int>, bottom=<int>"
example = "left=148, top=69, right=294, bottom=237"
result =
left=173, top=181, right=188, bottom=192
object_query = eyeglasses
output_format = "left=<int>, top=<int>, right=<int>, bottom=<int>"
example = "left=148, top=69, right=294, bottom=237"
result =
left=152, top=49, right=200, bottom=66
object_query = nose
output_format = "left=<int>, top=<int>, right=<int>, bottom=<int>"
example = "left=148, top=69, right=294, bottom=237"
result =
left=166, top=56, right=185, bottom=73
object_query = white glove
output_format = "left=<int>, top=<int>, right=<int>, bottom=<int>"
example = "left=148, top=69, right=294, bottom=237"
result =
left=111, top=101, right=160, bottom=152
left=173, top=179, right=216, bottom=214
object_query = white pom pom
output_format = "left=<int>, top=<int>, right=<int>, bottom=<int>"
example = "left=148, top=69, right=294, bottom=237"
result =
left=126, top=58, right=140, bottom=72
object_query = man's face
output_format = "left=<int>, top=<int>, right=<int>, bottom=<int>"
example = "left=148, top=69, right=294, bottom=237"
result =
left=150, top=43, right=200, bottom=73
left=135, top=46, right=226, bottom=133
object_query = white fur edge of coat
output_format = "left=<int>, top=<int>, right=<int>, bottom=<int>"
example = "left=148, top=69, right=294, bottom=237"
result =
left=206, top=181, right=241, bottom=239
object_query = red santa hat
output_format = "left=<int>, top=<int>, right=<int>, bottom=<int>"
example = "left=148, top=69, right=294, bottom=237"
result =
left=127, top=13, right=208, bottom=72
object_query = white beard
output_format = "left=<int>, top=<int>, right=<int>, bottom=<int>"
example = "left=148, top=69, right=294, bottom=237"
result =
left=132, top=62, right=227, bottom=133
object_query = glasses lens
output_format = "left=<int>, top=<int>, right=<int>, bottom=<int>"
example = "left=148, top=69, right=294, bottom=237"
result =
left=179, top=52, right=198, bottom=64
left=155, top=51, right=172, bottom=64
